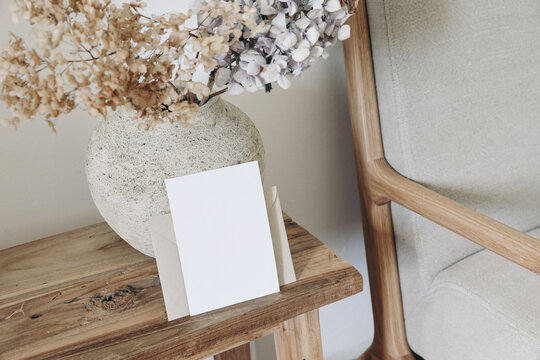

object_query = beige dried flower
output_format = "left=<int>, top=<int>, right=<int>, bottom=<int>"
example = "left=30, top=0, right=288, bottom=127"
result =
left=1, top=0, right=258, bottom=131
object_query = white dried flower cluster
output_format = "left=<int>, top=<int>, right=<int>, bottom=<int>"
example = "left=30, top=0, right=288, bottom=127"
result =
left=0, top=0, right=356, bottom=131
left=214, top=0, right=353, bottom=95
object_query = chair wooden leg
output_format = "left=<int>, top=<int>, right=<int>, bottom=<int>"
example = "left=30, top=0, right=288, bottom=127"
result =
left=274, top=309, right=323, bottom=360
left=357, top=344, right=394, bottom=360
left=342, top=1, right=415, bottom=359
left=214, top=343, right=251, bottom=360
left=358, top=345, right=422, bottom=360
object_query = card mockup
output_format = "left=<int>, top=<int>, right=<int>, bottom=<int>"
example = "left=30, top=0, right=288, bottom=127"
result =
left=164, top=162, right=280, bottom=316
left=150, top=186, right=296, bottom=321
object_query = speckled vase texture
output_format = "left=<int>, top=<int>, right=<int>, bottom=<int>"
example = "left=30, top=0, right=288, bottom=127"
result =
left=86, top=97, right=265, bottom=257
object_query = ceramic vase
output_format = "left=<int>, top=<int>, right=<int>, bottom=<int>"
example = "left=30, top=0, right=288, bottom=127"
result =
left=86, top=97, right=265, bottom=257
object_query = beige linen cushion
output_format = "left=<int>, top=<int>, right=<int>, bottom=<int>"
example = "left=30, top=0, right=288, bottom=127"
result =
left=407, top=228, right=540, bottom=359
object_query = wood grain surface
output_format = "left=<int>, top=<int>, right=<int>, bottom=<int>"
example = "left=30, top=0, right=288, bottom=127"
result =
left=371, top=158, right=540, bottom=274
left=274, top=310, right=323, bottom=360
left=214, top=343, right=251, bottom=360
left=343, top=2, right=415, bottom=359
left=0, top=215, right=362, bottom=359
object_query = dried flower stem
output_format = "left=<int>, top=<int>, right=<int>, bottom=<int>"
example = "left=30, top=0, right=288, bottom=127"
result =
left=207, top=88, right=228, bottom=101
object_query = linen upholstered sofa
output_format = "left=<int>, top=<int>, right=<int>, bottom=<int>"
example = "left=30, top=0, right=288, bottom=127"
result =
left=343, top=1, right=540, bottom=359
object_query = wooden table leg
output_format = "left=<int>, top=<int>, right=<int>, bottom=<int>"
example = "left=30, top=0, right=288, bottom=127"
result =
left=214, top=343, right=251, bottom=360
left=274, top=310, right=323, bottom=360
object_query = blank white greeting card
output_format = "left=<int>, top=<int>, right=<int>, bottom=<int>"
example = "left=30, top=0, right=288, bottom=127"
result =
left=150, top=186, right=295, bottom=321
left=165, top=161, right=280, bottom=316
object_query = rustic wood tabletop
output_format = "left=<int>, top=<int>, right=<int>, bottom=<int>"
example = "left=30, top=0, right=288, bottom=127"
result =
left=0, top=215, right=363, bottom=359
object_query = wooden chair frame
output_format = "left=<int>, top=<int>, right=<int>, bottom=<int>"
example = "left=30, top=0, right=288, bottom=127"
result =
left=342, top=2, right=540, bottom=359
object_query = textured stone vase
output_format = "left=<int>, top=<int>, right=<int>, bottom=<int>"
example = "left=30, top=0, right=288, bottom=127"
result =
left=86, top=97, right=265, bottom=257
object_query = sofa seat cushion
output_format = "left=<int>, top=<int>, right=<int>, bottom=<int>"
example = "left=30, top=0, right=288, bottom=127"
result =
left=407, top=228, right=540, bottom=360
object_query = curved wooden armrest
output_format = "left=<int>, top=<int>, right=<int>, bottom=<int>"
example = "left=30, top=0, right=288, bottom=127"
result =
left=369, top=158, right=540, bottom=274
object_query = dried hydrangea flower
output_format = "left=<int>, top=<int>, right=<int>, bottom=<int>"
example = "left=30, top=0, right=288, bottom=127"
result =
left=0, top=0, right=356, bottom=131
left=1, top=0, right=259, bottom=130
left=215, top=0, right=354, bottom=96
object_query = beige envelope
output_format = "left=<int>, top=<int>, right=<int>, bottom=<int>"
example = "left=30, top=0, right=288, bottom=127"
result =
left=150, top=186, right=296, bottom=321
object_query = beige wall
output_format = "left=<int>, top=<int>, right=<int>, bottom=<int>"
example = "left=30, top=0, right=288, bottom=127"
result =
left=0, top=2, right=372, bottom=358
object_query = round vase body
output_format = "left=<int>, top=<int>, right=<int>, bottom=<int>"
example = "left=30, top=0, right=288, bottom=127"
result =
left=86, top=97, right=265, bottom=257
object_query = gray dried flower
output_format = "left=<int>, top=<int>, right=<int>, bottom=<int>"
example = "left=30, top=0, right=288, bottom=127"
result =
left=217, top=0, right=354, bottom=96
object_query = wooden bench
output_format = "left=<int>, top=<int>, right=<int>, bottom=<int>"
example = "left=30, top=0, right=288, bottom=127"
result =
left=0, top=215, right=362, bottom=359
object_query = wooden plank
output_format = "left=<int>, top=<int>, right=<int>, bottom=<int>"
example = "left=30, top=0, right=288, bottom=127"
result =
left=0, top=262, right=164, bottom=359
left=0, top=222, right=152, bottom=307
left=274, top=310, right=323, bottom=360
left=0, top=217, right=362, bottom=359
left=214, top=343, right=251, bottom=360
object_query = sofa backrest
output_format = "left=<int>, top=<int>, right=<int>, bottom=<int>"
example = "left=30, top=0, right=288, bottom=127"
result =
left=366, top=0, right=540, bottom=308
